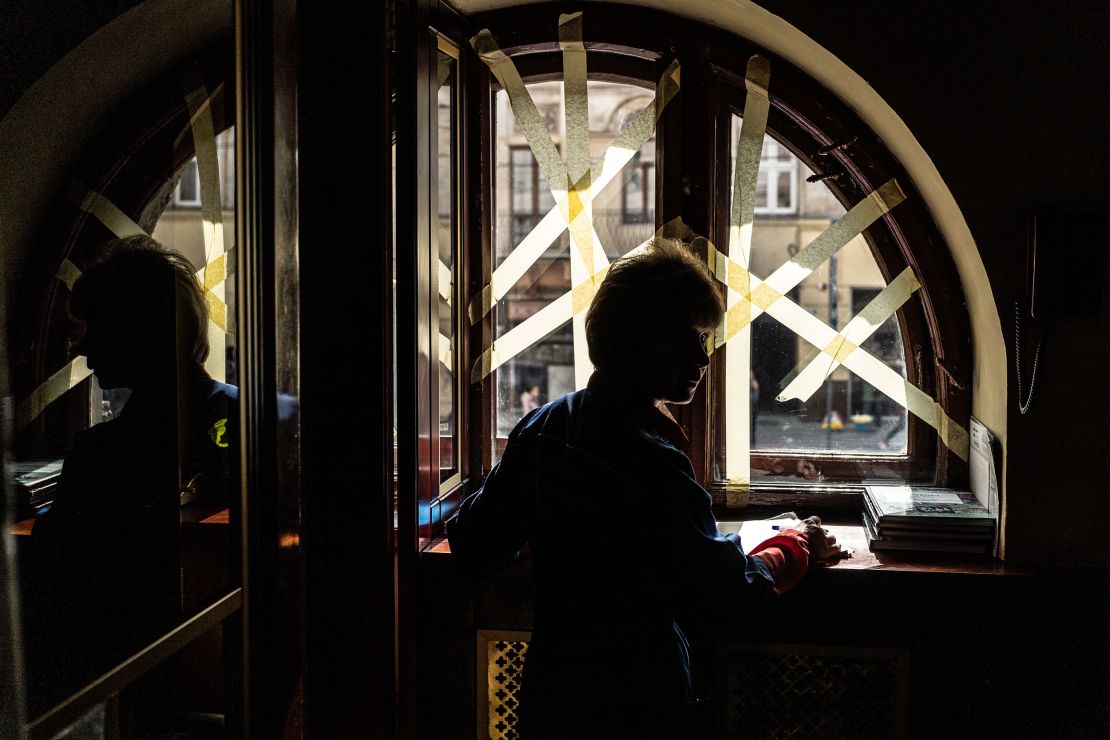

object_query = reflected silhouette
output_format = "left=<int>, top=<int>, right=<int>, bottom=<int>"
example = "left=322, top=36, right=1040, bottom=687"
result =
left=22, top=235, right=238, bottom=718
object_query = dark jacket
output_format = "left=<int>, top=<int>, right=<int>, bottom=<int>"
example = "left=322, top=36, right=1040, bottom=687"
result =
left=447, top=387, right=774, bottom=737
left=25, top=377, right=238, bottom=712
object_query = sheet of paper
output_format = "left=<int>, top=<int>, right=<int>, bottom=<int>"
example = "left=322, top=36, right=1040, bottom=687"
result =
left=717, top=513, right=801, bottom=554
left=969, top=416, right=1000, bottom=514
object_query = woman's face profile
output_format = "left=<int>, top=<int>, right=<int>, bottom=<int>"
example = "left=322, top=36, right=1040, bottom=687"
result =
left=625, top=319, right=711, bottom=405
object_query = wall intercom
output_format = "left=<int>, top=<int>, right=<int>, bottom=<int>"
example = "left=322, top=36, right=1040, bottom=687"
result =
left=1025, top=209, right=1105, bottom=319
left=1014, top=209, right=1106, bottom=414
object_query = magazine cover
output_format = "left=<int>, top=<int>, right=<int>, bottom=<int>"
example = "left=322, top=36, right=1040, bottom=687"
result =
left=864, top=485, right=994, bottom=526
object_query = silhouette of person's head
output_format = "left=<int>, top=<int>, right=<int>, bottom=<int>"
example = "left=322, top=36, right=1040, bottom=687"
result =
left=69, top=235, right=209, bottom=392
left=585, top=238, right=723, bottom=405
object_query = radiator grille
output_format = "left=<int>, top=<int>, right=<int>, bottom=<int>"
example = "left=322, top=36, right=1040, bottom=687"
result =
left=721, top=642, right=908, bottom=740
left=478, top=631, right=530, bottom=740
left=476, top=634, right=907, bottom=739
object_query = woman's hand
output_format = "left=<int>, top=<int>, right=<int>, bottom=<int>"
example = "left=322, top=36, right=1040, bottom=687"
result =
left=789, top=516, right=846, bottom=562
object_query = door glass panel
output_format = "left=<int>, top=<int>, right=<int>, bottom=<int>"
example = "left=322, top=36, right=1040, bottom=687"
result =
left=436, top=44, right=460, bottom=488
left=16, top=121, right=240, bottom=722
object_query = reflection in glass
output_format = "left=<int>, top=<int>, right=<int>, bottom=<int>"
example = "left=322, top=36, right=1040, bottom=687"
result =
left=23, top=238, right=239, bottom=714
left=492, top=80, right=656, bottom=451
left=436, top=45, right=460, bottom=488
left=18, top=129, right=239, bottom=722
left=718, top=115, right=909, bottom=485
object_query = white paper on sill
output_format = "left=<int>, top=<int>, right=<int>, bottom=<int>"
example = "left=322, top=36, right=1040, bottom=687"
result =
left=717, top=512, right=802, bottom=555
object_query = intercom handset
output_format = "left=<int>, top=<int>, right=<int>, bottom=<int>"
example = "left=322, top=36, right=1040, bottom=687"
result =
left=1013, top=300, right=1044, bottom=416
left=1014, top=209, right=1105, bottom=414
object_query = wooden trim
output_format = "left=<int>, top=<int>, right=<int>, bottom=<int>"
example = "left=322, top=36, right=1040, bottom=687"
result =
left=296, top=1, right=397, bottom=736
left=27, top=590, right=242, bottom=740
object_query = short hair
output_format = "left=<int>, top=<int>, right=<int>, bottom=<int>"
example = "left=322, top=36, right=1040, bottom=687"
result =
left=69, top=234, right=210, bottom=364
left=585, top=237, right=723, bottom=372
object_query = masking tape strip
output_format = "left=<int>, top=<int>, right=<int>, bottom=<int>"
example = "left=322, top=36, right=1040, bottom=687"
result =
left=183, top=72, right=226, bottom=265
left=183, top=73, right=230, bottom=384
left=728, top=55, right=770, bottom=273
left=471, top=239, right=652, bottom=383
left=70, top=182, right=146, bottom=238
left=724, top=479, right=750, bottom=508
left=559, top=12, right=604, bottom=389
left=761, top=290, right=969, bottom=459
left=777, top=267, right=920, bottom=404
left=438, top=260, right=453, bottom=305
left=758, top=180, right=905, bottom=299
left=472, top=29, right=568, bottom=208
left=16, top=356, right=92, bottom=430
left=471, top=292, right=573, bottom=383
left=466, top=56, right=680, bottom=325
left=62, top=185, right=228, bottom=327
left=560, top=12, right=590, bottom=210
left=714, top=179, right=906, bottom=349
left=471, top=23, right=608, bottom=347
left=722, top=55, right=770, bottom=507
left=56, top=259, right=82, bottom=290
left=172, top=81, right=226, bottom=152
left=710, top=242, right=969, bottom=459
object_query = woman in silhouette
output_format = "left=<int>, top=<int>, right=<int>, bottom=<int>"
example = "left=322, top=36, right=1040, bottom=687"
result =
left=448, top=238, right=840, bottom=738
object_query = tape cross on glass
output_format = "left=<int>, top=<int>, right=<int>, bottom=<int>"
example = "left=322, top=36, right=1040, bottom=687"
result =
left=462, top=21, right=968, bottom=493
left=710, top=54, right=968, bottom=507
left=19, top=79, right=234, bottom=429
left=468, top=13, right=680, bottom=386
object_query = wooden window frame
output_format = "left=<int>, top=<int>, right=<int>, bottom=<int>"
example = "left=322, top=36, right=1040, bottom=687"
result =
left=452, top=4, right=972, bottom=515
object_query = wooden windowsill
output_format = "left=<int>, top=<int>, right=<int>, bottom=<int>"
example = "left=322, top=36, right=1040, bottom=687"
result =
left=11, top=507, right=231, bottom=537
left=422, top=514, right=1022, bottom=577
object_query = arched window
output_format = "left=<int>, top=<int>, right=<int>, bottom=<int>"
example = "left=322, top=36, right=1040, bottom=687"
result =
left=410, top=4, right=972, bottom=527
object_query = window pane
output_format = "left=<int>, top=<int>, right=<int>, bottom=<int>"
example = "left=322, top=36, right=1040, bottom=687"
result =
left=154, top=126, right=238, bottom=386
left=436, top=47, right=459, bottom=487
left=776, top=170, right=792, bottom=211
left=755, top=169, right=769, bottom=209
left=716, top=114, right=909, bottom=485
left=491, top=80, right=656, bottom=455
left=176, top=160, right=199, bottom=204
left=23, top=125, right=240, bottom=716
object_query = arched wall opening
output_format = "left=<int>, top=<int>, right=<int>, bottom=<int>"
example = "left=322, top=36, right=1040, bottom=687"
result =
left=456, top=0, right=1008, bottom=549
left=0, top=0, right=1008, bottom=550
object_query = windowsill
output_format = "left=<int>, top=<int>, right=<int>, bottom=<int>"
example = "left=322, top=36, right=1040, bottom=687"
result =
left=423, top=511, right=1019, bottom=577
left=11, top=507, right=230, bottom=537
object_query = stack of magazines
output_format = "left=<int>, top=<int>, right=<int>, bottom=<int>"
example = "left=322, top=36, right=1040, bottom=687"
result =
left=10, top=459, right=64, bottom=519
left=863, top=484, right=995, bottom=555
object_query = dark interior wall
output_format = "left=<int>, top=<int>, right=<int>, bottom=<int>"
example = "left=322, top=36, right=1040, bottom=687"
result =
left=750, top=0, right=1110, bottom=568
left=0, top=2, right=143, bottom=118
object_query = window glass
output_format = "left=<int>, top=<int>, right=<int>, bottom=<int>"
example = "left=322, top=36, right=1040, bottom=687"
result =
left=19, top=122, right=239, bottom=718
left=176, top=160, right=200, bottom=205
left=436, top=45, right=460, bottom=488
left=492, top=80, right=656, bottom=445
left=154, top=126, right=238, bottom=388
left=715, top=115, right=909, bottom=485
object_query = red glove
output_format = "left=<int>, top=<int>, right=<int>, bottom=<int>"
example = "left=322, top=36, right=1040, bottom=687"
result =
left=750, top=530, right=810, bottom=595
